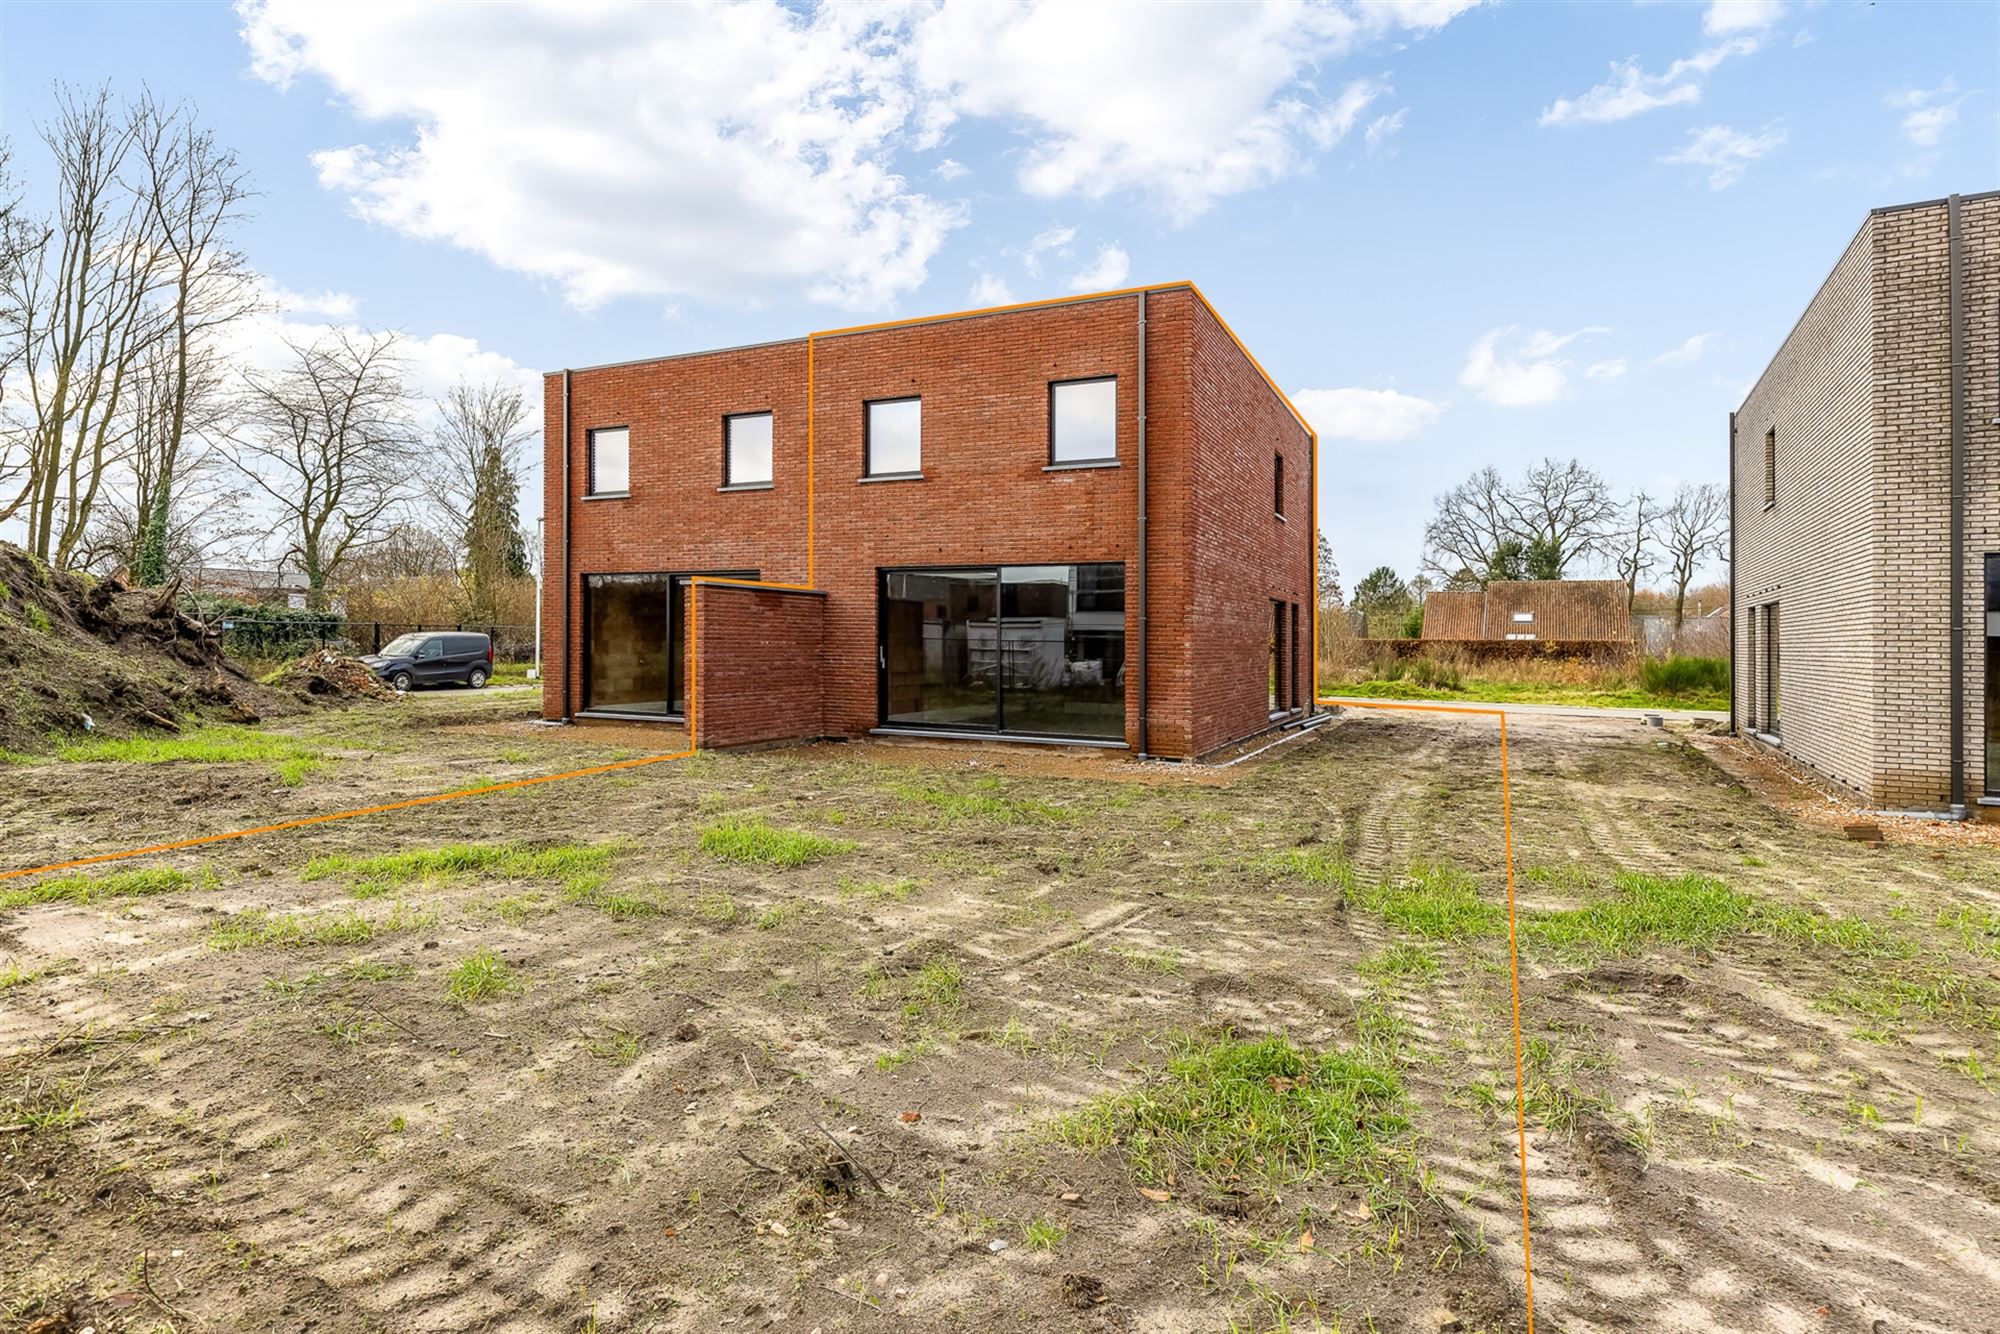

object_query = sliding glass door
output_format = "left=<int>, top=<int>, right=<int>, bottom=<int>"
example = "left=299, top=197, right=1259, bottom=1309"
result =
left=880, top=564, right=1125, bottom=740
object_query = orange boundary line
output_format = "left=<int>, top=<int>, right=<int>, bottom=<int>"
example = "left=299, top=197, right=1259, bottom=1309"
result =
left=1325, top=696, right=1536, bottom=1331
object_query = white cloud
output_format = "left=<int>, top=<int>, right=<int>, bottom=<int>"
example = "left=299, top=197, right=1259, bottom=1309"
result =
left=1888, top=80, right=1962, bottom=148
left=969, top=271, right=1016, bottom=305
left=934, top=157, right=970, bottom=181
left=1585, top=358, right=1628, bottom=381
left=1065, top=243, right=1130, bottom=293
left=1364, top=108, right=1408, bottom=154
left=1703, top=1, right=1784, bottom=36
left=1291, top=386, right=1442, bottom=441
left=912, top=1, right=1477, bottom=219
left=241, top=0, right=963, bottom=312
left=1651, top=333, right=1712, bottom=366
left=1661, top=122, right=1786, bottom=189
left=1016, top=225, right=1078, bottom=276
left=1459, top=326, right=1606, bottom=407
left=263, top=284, right=360, bottom=320
left=1540, top=38, right=1756, bottom=127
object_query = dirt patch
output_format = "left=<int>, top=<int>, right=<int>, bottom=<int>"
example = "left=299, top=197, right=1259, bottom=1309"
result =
left=1697, top=730, right=2000, bottom=849
left=4, top=705, right=2000, bottom=1332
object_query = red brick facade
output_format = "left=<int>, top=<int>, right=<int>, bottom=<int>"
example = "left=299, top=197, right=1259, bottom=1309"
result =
left=540, top=285, right=1314, bottom=759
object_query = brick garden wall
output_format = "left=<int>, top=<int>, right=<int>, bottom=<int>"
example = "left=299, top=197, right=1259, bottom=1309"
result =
left=688, top=583, right=826, bottom=749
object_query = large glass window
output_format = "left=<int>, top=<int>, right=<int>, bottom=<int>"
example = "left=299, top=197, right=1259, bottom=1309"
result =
left=589, top=426, right=629, bottom=495
left=1050, top=378, right=1116, bottom=464
left=726, top=412, right=773, bottom=486
left=880, top=563, right=1125, bottom=740
left=866, top=398, right=922, bottom=477
left=584, top=569, right=755, bottom=717
left=585, top=573, right=671, bottom=714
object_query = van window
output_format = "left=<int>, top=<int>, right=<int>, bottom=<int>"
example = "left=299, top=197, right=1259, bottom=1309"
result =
left=416, top=639, right=443, bottom=661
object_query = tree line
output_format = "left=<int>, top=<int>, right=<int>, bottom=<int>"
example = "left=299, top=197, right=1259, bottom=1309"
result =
left=0, top=84, right=534, bottom=619
left=1337, top=456, right=1727, bottom=634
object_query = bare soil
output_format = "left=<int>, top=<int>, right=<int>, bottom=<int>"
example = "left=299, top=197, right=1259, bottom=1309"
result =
left=4, top=694, right=2000, bottom=1333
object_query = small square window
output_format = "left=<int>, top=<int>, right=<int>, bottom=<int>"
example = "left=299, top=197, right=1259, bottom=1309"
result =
left=725, top=412, right=773, bottom=486
left=1050, top=377, right=1116, bottom=463
left=866, top=398, right=921, bottom=476
left=588, top=426, right=629, bottom=495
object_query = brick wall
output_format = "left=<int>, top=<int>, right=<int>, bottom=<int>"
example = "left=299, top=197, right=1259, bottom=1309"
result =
left=1732, top=217, right=1880, bottom=800
left=688, top=582, right=826, bottom=749
left=540, top=286, right=1302, bottom=759
left=1186, top=297, right=1314, bottom=754
left=1732, top=192, right=2000, bottom=809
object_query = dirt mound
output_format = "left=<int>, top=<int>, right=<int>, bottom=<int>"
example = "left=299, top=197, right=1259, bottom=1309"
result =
left=274, top=648, right=398, bottom=701
left=0, top=543, right=313, bottom=754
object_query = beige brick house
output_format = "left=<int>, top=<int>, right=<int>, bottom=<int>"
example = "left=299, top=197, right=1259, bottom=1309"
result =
left=1732, top=190, right=1999, bottom=813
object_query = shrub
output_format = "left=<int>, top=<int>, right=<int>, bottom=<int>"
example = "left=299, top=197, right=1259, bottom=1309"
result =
left=1639, top=656, right=1729, bottom=697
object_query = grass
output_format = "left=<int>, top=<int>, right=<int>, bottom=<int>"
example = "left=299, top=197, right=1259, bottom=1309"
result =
left=53, top=724, right=326, bottom=777
left=1350, top=863, right=1503, bottom=940
left=698, top=816, right=853, bottom=867
left=1053, top=1032, right=1406, bottom=1189
left=0, top=961, right=46, bottom=990
left=445, top=948, right=518, bottom=1002
left=894, top=778, right=1071, bottom=824
left=302, top=840, right=618, bottom=898
left=1523, top=873, right=1756, bottom=958
left=207, top=902, right=433, bottom=950
left=1330, top=671, right=1727, bottom=712
left=1022, top=1216, right=1067, bottom=1252
left=0, top=866, right=212, bottom=912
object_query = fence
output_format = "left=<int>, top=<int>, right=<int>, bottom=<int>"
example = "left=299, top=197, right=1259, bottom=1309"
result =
left=216, top=617, right=537, bottom=663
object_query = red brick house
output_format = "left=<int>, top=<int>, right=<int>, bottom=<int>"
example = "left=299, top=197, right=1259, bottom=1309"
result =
left=539, top=283, right=1317, bottom=759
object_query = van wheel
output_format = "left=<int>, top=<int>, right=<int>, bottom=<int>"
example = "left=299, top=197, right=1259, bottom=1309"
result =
left=468, top=666, right=489, bottom=690
left=391, top=670, right=414, bottom=693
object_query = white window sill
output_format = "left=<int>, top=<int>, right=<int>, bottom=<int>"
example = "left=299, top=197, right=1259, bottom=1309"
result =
left=859, top=472, right=926, bottom=483
left=582, top=491, right=630, bottom=501
left=718, top=481, right=773, bottom=492
left=1044, top=459, right=1120, bottom=472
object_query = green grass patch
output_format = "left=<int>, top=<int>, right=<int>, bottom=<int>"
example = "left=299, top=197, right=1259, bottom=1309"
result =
left=0, top=961, right=46, bottom=990
left=698, top=816, right=852, bottom=867
left=1524, top=873, right=1755, bottom=958
left=208, top=902, right=433, bottom=951
left=0, top=866, right=211, bottom=912
left=445, top=947, right=517, bottom=1002
left=1351, top=863, right=1503, bottom=940
left=893, top=778, right=1070, bottom=824
left=303, top=840, right=618, bottom=898
left=1270, top=847, right=1354, bottom=894
left=54, top=724, right=323, bottom=771
left=1053, top=1032, right=1406, bottom=1189
left=1356, top=943, right=1440, bottom=983
left=1332, top=677, right=1727, bottom=712
left=1638, top=656, right=1730, bottom=698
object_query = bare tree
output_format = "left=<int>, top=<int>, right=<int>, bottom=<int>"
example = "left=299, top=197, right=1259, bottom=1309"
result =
left=1613, top=490, right=1660, bottom=610
left=1497, top=457, right=1618, bottom=579
left=230, top=329, right=420, bottom=609
left=426, top=380, right=533, bottom=619
left=1420, top=466, right=1514, bottom=587
left=129, top=93, right=256, bottom=585
left=1659, top=481, right=1727, bottom=632
left=0, top=85, right=170, bottom=566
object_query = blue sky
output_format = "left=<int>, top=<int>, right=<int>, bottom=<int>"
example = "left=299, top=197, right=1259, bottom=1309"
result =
left=2, top=0, right=1990, bottom=586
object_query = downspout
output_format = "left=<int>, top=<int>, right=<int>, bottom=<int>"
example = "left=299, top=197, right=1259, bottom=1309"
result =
left=1948, top=194, right=1967, bottom=815
left=1727, top=411, right=1737, bottom=738
left=1135, top=290, right=1150, bottom=759
left=561, top=369, right=574, bottom=720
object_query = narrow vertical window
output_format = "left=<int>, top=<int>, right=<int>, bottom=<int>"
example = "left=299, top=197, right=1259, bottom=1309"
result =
left=1290, top=602, right=1301, bottom=711
left=1049, top=377, right=1117, bottom=464
left=1763, top=428, right=1776, bottom=508
left=588, top=426, right=629, bottom=496
left=1763, top=602, right=1780, bottom=735
left=1270, top=599, right=1285, bottom=712
left=1986, top=556, right=2000, bottom=794
left=865, top=398, right=922, bottom=477
left=724, top=412, right=773, bottom=487
left=1274, top=451, right=1286, bottom=517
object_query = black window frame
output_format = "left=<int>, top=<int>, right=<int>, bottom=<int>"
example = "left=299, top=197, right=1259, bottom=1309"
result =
left=587, top=425, right=631, bottom=497
left=864, top=396, right=923, bottom=479
left=1274, top=450, right=1286, bottom=518
left=1048, top=375, right=1118, bottom=466
left=722, top=410, right=775, bottom=490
